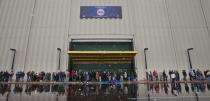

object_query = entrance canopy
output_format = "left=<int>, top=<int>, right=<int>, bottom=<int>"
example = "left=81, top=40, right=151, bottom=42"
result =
left=68, top=51, right=138, bottom=63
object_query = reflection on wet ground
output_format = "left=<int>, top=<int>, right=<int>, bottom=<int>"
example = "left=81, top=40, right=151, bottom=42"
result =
left=0, top=82, right=210, bottom=101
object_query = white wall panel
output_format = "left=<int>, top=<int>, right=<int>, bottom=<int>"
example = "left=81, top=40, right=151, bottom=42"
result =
left=130, top=0, right=177, bottom=79
left=0, top=0, right=34, bottom=72
left=167, top=0, right=210, bottom=73
left=24, top=0, right=71, bottom=72
left=202, top=0, right=210, bottom=38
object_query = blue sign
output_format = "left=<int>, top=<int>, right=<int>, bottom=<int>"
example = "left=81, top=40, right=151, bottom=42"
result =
left=80, top=6, right=122, bottom=19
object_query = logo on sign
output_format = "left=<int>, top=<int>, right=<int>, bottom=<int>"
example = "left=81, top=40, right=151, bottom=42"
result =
left=97, top=9, right=105, bottom=16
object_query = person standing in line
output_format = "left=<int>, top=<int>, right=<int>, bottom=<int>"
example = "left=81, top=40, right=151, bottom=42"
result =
left=189, top=69, right=196, bottom=80
left=96, top=72, right=99, bottom=82
left=52, top=72, right=55, bottom=81
left=123, top=72, right=127, bottom=81
left=86, top=72, right=90, bottom=81
left=66, top=70, right=69, bottom=82
left=116, top=72, right=120, bottom=81
left=21, top=71, right=25, bottom=81
left=71, top=70, right=74, bottom=81
left=204, top=70, right=208, bottom=79
left=112, top=72, right=116, bottom=81
left=182, top=70, right=187, bottom=81
left=175, top=71, right=180, bottom=81
left=108, top=72, right=111, bottom=81
left=81, top=72, right=84, bottom=82
left=120, top=73, right=123, bottom=82
left=9, top=71, right=14, bottom=81
left=153, top=70, right=158, bottom=81
left=99, top=74, right=102, bottom=82
left=149, top=71, right=153, bottom=81
left=171, top=71, right=176, bottom=83
left=169, top=70, right=172, bottom=80
left=27, top=71, right=30, bottom=81
left=207, top=71, right=210, bottom=81
left=75, top=70, right=78, bottom=81
left=162, top=70, right=167, bottom=81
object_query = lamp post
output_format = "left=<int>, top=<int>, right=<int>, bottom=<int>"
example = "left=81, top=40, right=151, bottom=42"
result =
left=144, top=48, right=149, bottom=80
left=10, top=48, right=16, bottom=71
left=57, top=48, right=61, bottom=70
left=187, top=48, right=194, bottom=69
left=144, top=48, right=150, bottom=101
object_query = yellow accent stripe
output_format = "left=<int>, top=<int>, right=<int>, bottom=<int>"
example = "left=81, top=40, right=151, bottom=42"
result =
left=67, top=51, right=138, bottom=54
left=72, top=58, right=132, bottom=61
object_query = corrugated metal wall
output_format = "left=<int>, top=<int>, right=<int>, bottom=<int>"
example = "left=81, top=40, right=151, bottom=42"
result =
left=0, top=0, right=210, bottom=80
left=24, top=0, right=71, bottom=72
left=0, top=0, right=34, bottom=71
left=130, top=0, right=178, bottom=79
left=131, top=0, right=210, bottom=79
left=166, top=0, right=210, bottom=73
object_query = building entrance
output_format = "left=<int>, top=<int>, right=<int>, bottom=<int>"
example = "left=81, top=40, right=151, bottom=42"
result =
left=68, top=41, right=137, bottom=80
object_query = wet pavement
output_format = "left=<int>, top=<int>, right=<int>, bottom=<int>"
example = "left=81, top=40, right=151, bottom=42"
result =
left=0, top=82, right=210, bottom=101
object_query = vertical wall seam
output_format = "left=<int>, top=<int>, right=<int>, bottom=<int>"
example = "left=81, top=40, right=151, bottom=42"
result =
left=23, top=0, right=37, bottom=71
left=164, top=0, right=179, bottom=70
left=199, top=0, right=210, bottom=39
left=66, top=0, right=73, bottom=71
left=126, top=0, right=140, bottom=79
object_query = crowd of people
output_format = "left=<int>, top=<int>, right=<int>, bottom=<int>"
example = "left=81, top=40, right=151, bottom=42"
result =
left=52, top=71, right=66, bottom=82
left=147, top=69, right=210, bottom=96
left=147, top=69, right=210, bottom=82
left=26, top=71, right=66, bottom=82
left=67, top=70, right=137, bottom=82
left=0, top=71, right=13, bottom=82
left=15, top=71, right=25, bottom=81
left=0, top=69, right=210, bottom=82
left=0, top=70, right=137, bottom=82
left=26, top=71, right=51, bottom=81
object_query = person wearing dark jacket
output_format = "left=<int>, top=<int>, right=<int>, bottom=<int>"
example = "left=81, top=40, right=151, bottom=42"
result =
left=182, top=70, right=187, bottom=81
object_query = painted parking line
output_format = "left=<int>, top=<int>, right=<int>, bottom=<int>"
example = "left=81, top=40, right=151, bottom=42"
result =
left=128, top=96, right=210, bottom=100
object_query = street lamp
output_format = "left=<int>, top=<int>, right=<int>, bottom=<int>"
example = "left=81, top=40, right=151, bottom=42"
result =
left=57, top=48, right=61, bottom=70
left=187, top=48, right=194, bottom=69
left=144, top=48, right=150, bottom=101
left=10, top=48, right=16, bottom=71
left=144, top=48, right=149, bottom=80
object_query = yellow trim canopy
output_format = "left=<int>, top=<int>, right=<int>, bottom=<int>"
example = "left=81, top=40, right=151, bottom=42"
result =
left=68, top=51, right=138, bottom=54
left=68, top=51, right=138, bottom=62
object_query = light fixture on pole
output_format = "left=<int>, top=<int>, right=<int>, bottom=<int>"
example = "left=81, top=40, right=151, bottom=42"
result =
left=187, top=48, right=194, bottom=69
left=10, top=48, right=16, bottom=71
left=144, top=48, right=150, bottom=101
left=144, top=48, right=149, bottom=80
left=57, top=48, right=61, bottom=70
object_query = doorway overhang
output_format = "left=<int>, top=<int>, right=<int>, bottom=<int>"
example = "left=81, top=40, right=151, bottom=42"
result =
left=67, top=51, right=138, bottom=62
